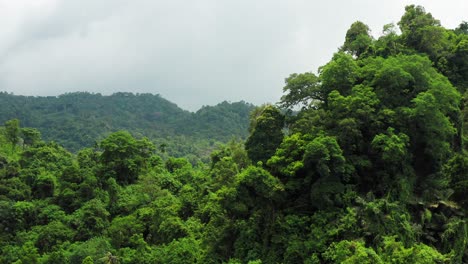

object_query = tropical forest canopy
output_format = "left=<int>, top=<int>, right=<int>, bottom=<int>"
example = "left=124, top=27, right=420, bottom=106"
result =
left=0, top=5, right=467, bottom=264
left=0, top=92, right=254, bottom=161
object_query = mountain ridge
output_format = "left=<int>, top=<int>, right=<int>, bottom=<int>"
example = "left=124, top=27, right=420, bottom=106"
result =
left=0, top=91, right=255, bottom=156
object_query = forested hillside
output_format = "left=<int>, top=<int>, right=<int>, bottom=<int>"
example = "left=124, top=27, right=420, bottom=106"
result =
left=1, top=5, right=467, bottom=264
left=0, top=92, right=254, bottom=159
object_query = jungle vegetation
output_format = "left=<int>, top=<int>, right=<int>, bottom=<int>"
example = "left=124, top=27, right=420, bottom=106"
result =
left=0, top=92, right=254, bottom=161
left=0, top=5, right=467, bottom=264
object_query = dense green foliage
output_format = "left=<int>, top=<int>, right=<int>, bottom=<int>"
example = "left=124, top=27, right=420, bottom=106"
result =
left=0, top=5, right=467, bottom=263
left=0, top=92, right=254, bottom=160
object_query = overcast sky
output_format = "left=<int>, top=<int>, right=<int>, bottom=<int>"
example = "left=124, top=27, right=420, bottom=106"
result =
left=0, top=0, right=466, bottom=111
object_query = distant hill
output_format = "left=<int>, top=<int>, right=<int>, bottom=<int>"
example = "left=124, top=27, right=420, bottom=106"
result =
left=0, top=92, right=254, bottom=158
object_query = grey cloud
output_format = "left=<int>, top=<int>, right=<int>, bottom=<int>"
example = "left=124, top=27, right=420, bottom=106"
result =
left=0, top=0, right=466, bottom=110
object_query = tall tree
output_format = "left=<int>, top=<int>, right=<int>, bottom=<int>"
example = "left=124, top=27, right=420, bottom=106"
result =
left=280, top=72, right=321, bottom=110
left=99, top=131, right=155, bottom=185
left=342, top=21, right=373, bottom=58
left=4, top=119, right=20, bottom=146
left=245, top=105, right=284, bottom=165
left=21, top=128, right=41, bottom=148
